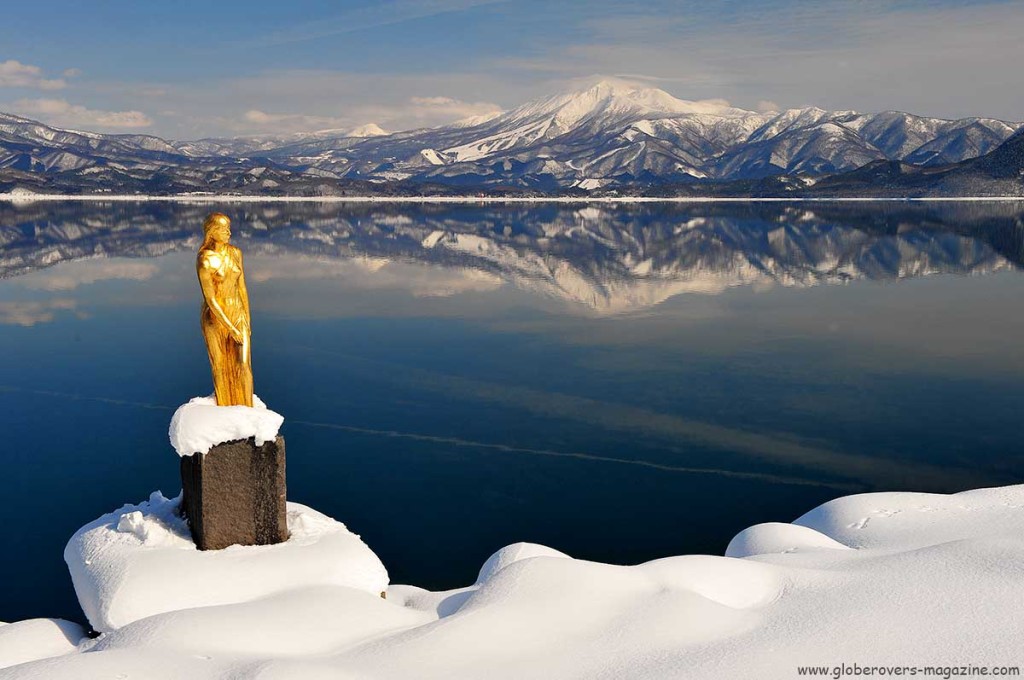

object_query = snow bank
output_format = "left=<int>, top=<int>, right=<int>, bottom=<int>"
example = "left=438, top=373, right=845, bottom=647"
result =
left=63, top=492, right=388, bottom=633
left=725, top=521, right=851, bottom=557
left=91, top=587, right=431, bottom=658
left=168, top=394, right=283, bottom=456
left=474, top=541, right=569, bottom=584
left=6, top=484, right=1023, bottom=678
left=0, top=619, right=84, bottom=668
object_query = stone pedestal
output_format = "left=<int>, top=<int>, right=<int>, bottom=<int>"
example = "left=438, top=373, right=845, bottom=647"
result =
left=180, top=435, right=289, bottom=550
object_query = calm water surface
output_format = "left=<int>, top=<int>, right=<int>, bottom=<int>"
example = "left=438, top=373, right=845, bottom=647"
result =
left=1, top=200, right=1022, bottom=624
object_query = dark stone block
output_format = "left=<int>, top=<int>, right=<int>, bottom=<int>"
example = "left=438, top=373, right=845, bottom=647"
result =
left=180, top=435, right=289, bottom=550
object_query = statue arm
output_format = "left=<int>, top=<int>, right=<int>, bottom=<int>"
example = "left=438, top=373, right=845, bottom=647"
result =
left=198, top=255, right=243, bottom=341
left=238, top=252, right=251, bottom=334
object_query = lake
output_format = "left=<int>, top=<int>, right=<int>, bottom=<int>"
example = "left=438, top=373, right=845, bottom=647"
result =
left=1, top=199, right=1022, bottom=625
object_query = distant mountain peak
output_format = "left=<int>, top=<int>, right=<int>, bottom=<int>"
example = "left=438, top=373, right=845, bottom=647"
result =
left=572, top=78, right=656, bottom=101
left=345, top=123, right=388, bottom=138
left=502, top=79, right=745, bottom=130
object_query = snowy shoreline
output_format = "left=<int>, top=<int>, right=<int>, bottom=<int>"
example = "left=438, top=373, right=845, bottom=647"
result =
left=2, top=193, right=1024, bottom=204
left=2, top=483, right=1023, bottom=679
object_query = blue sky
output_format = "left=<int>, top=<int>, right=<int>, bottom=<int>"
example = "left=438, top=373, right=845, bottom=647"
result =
left=1, top=0, right=1021, bottom=137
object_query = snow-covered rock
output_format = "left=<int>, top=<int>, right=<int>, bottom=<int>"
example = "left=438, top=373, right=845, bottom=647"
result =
left=63, top=492, right=388, bottom=633
left=5, top=484, right=1022, bottom=678
left=168, top=394, right=283, bottom=457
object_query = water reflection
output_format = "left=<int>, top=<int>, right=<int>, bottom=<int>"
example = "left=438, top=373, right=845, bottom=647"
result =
left=1, top=201, right=1022, bottom=314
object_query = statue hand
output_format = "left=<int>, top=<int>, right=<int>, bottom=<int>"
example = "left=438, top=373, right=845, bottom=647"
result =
left=230, top=327, right=246, bottom=343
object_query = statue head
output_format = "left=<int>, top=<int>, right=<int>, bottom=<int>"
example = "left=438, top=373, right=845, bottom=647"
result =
left=203, top=213, right=232, bottom=245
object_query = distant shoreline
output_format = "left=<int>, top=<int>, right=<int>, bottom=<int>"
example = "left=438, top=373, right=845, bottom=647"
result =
left=2, top=194, right=1024, bottom=203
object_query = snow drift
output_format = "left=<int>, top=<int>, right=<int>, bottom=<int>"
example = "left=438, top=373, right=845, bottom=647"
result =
left=4, top=484, right=1023, bottom=679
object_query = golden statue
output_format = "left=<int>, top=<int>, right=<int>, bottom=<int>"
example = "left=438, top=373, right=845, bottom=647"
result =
left=197, top=213, right=253, bottom=407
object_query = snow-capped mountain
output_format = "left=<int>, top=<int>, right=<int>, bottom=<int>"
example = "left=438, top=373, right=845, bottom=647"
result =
left=256, top=80, right=1021, bottom=187
left=0, top=80, right=1021, bottom=194
left=401, top=81, right=773, bottom=186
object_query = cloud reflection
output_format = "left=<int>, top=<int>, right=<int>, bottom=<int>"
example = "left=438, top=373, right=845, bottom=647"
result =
left=0, top=299, right=77, bottom=326
left=247, top=255, right=502, bottom=298
left=18, top=260, right=159, bottom=291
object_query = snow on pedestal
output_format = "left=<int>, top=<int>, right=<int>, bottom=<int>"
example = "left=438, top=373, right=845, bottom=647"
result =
left=169, top=394, right=282, bottom=457
left=64, top=492, right=388, bottom=633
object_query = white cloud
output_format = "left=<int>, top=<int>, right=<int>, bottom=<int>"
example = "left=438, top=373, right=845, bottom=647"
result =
left=0, top=59, right=66, bottom=90
left=225, top=92, right=500, bottom=135
left=243, top=110, right=284, bottom=124
left=409, top=96, right=461, bottom=106
left=241, top=109, right=350, bottom=133
left=10, top=98, right=152, bottom=129
left=404, top=96, right=502, bottom=122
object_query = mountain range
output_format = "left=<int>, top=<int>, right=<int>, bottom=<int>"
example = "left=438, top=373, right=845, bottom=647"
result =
left=1, top=80, right=1022, bottom=196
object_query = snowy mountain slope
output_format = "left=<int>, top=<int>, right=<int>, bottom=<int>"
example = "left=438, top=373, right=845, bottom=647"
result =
left=0, top=82, right=1021, bottom=192
left=285, top=81, right=776, bottom=185
left=840, top=110, right=948, bottom=158
left=253, top=82, right=1023, bottom=187
left=804, top=127, right=1024, bottom=197
left=903, top=118, right=1018, bottom=165
left=713, top=121, right=888, bottom=179
left=435, top=81, right=754, bottom=163
left=0, top=112, right=185, bottom=171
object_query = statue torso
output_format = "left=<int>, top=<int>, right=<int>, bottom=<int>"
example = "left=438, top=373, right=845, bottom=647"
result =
left=199, top=245, right=245, bottom=321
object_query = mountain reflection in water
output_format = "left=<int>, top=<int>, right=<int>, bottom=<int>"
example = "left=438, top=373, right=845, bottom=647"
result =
left=1, top=200, right=1021, bottom=313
